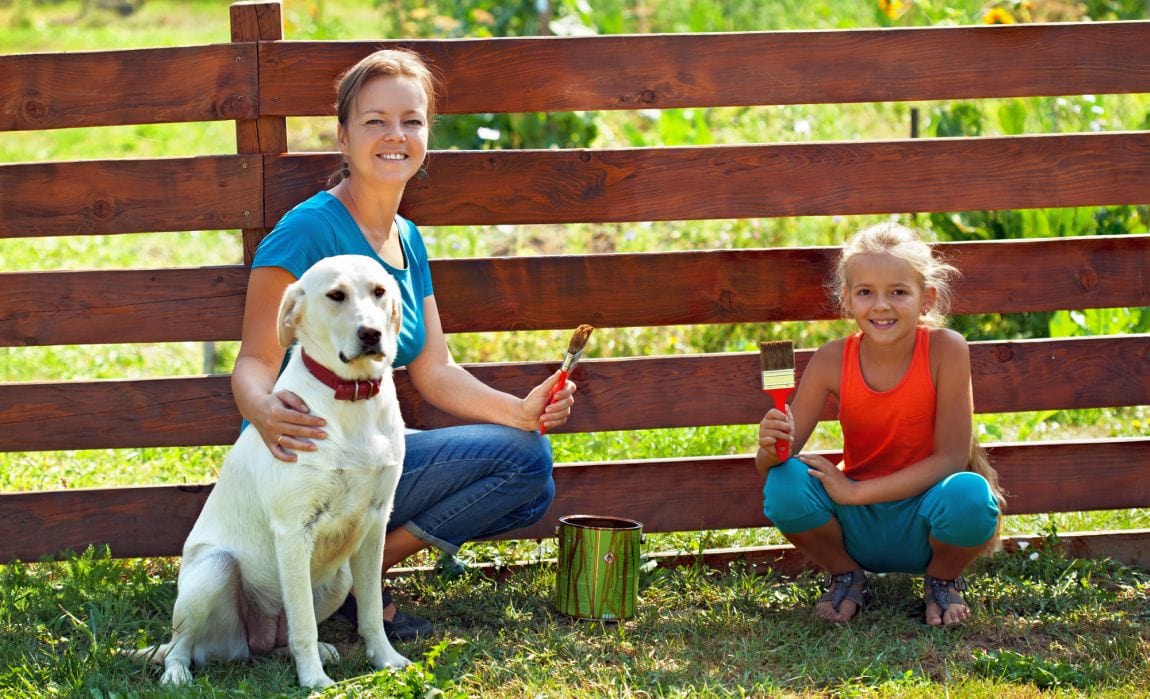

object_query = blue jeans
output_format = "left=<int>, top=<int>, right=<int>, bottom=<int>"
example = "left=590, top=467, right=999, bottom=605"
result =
left=762, top=457, right=1000, bottom=573
left=388, top=424, right=555, bottom=555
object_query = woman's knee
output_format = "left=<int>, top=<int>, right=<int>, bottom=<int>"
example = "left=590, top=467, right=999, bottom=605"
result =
left=512, top=428, right=554, bottom=483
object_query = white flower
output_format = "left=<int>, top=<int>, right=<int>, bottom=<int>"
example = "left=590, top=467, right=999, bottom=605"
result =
left=1017, top=541, right=1030, bottom=550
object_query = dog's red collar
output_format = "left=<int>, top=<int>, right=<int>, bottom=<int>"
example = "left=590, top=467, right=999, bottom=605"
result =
left=301, top=350, right=381, bottom=401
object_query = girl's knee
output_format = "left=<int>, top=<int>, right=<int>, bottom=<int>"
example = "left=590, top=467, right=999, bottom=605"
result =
left=762, top=458, right=830, bottom=532
left=930, top=472, right=1000, bottom=546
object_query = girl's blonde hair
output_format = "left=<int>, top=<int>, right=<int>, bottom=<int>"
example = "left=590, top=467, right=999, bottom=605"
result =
left=969, top=434, right=1007, bottom=555
left=831, top=222, right=960, bottom=328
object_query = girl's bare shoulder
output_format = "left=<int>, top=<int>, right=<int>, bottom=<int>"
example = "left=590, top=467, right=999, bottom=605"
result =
left=928, top=327, right=970, bottom=356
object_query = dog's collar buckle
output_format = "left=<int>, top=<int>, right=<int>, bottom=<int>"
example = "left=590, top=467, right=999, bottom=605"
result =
left=301, top=350, right=381, bottom=402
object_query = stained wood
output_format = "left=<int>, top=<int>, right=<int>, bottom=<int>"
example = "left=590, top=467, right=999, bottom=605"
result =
left=2, top=237, right=1146, bottom=346
left=1, top=439, right=1146, bottom=563
left=0, top=267, right=248, bottom=347
left=231, top=0, right=286, bottom=266
left=0, top=157, right=262, bottom=238
left=263, top=133, right=1150, bottom=227
left=0, top=44, right=258, bottom=131
left=6, top=134, right=1146, bottom=238
left=3, top=336, right=1145, bottom=451
left=0, top=376, right=241, bottom=452
left=256, top=22, right=1150, bottom=116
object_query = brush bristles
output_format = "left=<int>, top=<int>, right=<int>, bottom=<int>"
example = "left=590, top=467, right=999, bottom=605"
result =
left=759, top=341, right=794, bottom=370
left=760, top=340, right=795, bottom=390
left=567, top=324, right=595, bottom=354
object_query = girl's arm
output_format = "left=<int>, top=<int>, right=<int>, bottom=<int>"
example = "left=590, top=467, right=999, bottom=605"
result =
left=755, top=339, right=841, bottom=477
left=820, top=328, right=974, bottom=505
left=405, top=295, right=575, bottom=433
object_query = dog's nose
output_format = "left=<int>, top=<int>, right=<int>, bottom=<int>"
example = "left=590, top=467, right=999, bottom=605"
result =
left=358, top=326, right=382, bottom=349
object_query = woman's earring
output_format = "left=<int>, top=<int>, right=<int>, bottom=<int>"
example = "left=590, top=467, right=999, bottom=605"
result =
left=340, top=161, right=350, bottom=179
left=417, top=166, right=428, bottom=180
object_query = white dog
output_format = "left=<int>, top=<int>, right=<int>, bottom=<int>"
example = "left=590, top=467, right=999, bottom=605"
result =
left=137, top=254, right=410, bottom=688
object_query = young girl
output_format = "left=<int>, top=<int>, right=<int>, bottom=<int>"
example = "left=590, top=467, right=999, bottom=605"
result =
left=756, top=223, right=1004, bottom=626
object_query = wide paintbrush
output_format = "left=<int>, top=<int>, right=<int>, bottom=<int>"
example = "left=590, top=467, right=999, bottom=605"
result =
left=759, top=340, right=795, bottom=460
left=540, top=324, right=595, bottom=435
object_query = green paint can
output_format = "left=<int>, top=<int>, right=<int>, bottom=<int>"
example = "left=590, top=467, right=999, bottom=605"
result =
left=554, top=514, right=642, bottom=621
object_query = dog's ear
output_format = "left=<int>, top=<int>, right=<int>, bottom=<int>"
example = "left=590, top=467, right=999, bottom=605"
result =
left=389, top=293, right=402, bottom=337
left=277, top=281, right=306, bottom=348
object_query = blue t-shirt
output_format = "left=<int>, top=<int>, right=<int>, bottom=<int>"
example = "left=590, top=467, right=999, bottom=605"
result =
left=252, top=191, right=433, bottom=368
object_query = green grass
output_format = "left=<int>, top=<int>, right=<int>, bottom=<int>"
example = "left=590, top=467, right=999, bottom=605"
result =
left=2, top=0, right=1148, bottom=696
left=0, top=541, right=1147, bottom=697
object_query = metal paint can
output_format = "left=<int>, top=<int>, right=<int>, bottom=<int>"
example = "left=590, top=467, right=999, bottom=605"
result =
left=554, top=514, right=642, bottom=620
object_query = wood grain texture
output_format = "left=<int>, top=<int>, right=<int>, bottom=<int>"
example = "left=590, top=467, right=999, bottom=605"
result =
left=0, top=267, right=248, bottom=347
left=231, top=0, right=286, bottom=265
left=1, top=439, right=1146, bottom=562
left=262, top=133, right=1150, bottom=227
left=0, top=156, right=262, bottom=238
left=256, top=22, right=1150, bottom=116
left=0, top=376, right=241, bottom=452
left=0, top=44, right=258, bottom=131
left=2, top=237, right=1146, bottom=346
left=3, top=336, right=1145, bottom=451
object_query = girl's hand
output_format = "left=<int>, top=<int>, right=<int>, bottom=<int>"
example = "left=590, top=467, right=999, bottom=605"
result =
left=253, top=389, right=327, bottom=462
left=798, top=453, right=858, bottom=505
left=528, top=370, right=577, bottom=433
left=757, top=404, right=794, bottom=458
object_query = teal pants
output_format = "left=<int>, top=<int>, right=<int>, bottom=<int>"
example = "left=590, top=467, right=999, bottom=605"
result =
left=762, top=457, right=1000, bottom=573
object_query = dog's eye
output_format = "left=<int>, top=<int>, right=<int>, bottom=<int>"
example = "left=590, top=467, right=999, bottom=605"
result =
left=327, top=290, right=346, bottom=302
left=373, top=286, right=386, bottom=298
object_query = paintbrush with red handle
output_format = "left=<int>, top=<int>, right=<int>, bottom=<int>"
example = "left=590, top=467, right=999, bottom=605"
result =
left=540, top=324, right=595, bottom=435
left=760, top=340, right=795, bottom=461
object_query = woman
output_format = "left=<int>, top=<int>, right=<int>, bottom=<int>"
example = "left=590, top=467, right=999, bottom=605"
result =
left=231, top=48, right=576, bottom=641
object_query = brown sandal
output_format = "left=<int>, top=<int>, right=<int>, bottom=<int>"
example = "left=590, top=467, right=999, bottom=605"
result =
left=818, top=570, right=873, bottom=621
left=923, top=575, right=970, bottom=626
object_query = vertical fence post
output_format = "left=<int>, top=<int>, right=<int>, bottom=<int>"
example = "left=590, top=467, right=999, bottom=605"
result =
left=230, top=1, right=287, bottom=265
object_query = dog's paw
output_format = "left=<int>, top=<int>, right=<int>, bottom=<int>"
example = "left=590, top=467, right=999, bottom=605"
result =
left=299, top=671, right=336, bottom=690
left=367, top=644, right=410, bottom=670
left=160, top=664, right=194, bottom=685
left=318, top=641, right=340, bottom=665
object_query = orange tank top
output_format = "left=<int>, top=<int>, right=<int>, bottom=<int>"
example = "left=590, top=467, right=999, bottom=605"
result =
left=839, top=325, right=936, bottom=480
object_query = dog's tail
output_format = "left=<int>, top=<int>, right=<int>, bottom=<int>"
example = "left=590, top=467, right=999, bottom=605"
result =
left=122, top=643, right=171, bottom=665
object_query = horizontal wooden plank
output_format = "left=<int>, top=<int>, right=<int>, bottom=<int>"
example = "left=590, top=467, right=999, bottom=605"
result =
left=0, top=267, right=248, bottom=347
left=0, top=376, right=241, bottom=452
left=427, top=530, right=1150, bottom=580
left=2, top=335, right=1145, bottom=451
left=258, top=22, right=1150, bottom=116
left=0, top=156, right=262, bottom=238
left=4, top=134, right=1145, bottom=238
left=2, top=237, right=1147, bottom=346
left=1, top=439, right=1146, bottom=563
left=264, top=133, right=1150, bottom=227
left=0, top=44, right=258, bottom=131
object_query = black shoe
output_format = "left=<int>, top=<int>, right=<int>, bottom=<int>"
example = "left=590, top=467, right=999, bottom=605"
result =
left=336, top=588, right=435, bottom=643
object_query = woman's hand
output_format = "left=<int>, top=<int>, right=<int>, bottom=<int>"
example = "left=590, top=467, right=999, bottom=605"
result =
left=252, top=389, right=327, bottom=462
left=798, top=453, right=858, bottom=505
left=528, top=370, right=577, bottom=433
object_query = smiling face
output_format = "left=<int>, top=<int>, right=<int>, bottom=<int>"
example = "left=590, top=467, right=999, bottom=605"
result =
left=844, top=251, right=936, bottom=347
left=337, top=74, right=429, bottom=188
